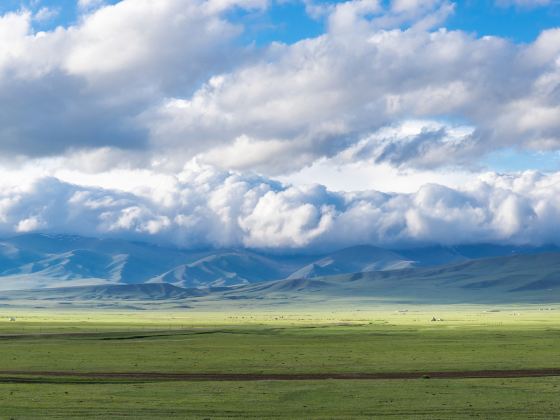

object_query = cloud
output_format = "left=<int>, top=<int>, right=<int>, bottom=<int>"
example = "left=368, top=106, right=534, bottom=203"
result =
left=33, top=7, right=59, bottom=22
left=77, top=0, right=106, bottom=12
left=0, top=164, right=559, bottom=250
left=337, top=120, right=479, bottom=169
left=2, top=0, right=560, bottom=252
left=0, top=0, right=558, bottom=176
left=0, top=0, right=255, bottom=157
left=145, top=12, right=560, bottom=174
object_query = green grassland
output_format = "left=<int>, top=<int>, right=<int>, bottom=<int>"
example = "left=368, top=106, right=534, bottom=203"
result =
left=1, top=378, right=559, bottom=419
left=0, top=308, right=559, bottom=418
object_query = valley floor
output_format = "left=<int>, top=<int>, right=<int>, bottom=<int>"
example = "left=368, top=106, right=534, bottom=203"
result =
left=0, top=307, right=559, bottom=418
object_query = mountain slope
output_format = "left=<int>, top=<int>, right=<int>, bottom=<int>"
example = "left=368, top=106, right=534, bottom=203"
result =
left=148, top=251, right=298, bottom=288
left=0, top=234, right=298, bottom=290
left=215, top=253, right=560, bottom=305
left=288, top=245, right=415, bottom=279
left=0, top=234, right=420, bottom=290
left=2, top=253, right=560, bottom=306
left=0, top=233, right=558, bottom=293
left=1, top=283, right=203, bottom=301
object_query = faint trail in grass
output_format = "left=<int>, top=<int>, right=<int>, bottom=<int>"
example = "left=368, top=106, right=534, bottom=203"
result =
left=1, top=369, right=560, bottom=382
left=0, top=328, right=283, bottom=341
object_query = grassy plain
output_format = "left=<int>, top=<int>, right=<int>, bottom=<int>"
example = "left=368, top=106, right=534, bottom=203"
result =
left=0, top=307, right=559, bottom=418
left=1, top=378, right=560, bottom=419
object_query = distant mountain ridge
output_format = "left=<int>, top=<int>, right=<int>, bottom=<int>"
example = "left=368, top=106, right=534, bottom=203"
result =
left=4, top=252, right=560, bottom=306
left=287, top=245, right=415, bottom=279
left=209, top=252, right=560, bottom=305
left=1, top=283, right=200, bottom=301
left=0, top=233, right=557, bottom=291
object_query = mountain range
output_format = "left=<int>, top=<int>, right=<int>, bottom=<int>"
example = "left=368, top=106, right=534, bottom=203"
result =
left=0, top=233, right=559, bottom=307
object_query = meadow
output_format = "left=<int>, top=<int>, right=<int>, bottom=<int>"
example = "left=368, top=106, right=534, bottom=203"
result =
left=0, top=307, right=559, bottom=418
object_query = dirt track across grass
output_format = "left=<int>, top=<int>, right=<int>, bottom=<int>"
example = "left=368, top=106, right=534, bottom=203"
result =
left=1, top=369, right=560, bottom=382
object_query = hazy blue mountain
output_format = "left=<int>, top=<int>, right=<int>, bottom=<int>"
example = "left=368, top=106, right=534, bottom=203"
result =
left=3, top=252, right=560, bottom=307
left=213, top=252, right=560, bottom=305
left=1, top=283, right=204, bottom=301
left=148, top=251, right=301, bottom=288
left=288, top=245, right=415, bottom=279
left=0, top=234, right=195, bottom=290
left=394, top=246, right=469, bottom=266
left=395, top=244, right=560, bottom=267
left=0, top=234, right=312, bottom=290
left=0, top=233, right=558, bottom=292
left=0, top=241, right=43, bottom=271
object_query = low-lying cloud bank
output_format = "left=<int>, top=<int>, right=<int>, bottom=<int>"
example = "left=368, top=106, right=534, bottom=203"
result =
left=1, top=164, right=559, bottom=251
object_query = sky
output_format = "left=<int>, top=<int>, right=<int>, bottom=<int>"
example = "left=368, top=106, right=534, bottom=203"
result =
left=0, top=0, right=559, bottom=250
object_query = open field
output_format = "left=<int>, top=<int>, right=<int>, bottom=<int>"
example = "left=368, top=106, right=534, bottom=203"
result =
left=1, top=378, right=560, bottom=419
left=0, top=307, right=559, bottom=418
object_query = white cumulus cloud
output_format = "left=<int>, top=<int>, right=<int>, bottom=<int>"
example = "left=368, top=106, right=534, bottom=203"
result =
left=0, top=0, right=558, bottom=177
left=0, top=164, right=559, bottom=250
left=0, top=0, right=559, bottom=249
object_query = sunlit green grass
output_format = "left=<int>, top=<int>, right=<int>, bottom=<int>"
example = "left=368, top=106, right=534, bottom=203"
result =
left=0, top=308, right=559, bottom=418
left=0, top=308, right=559, bottom=374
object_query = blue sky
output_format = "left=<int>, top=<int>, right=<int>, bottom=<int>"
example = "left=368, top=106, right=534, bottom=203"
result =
left=243, top=0, right=560, bottom=46
left=448, top=0, right=560, bottom=42
left=7, top=0, right=560, bottom=44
